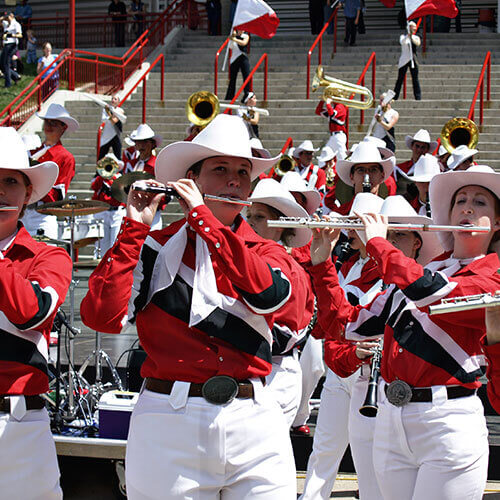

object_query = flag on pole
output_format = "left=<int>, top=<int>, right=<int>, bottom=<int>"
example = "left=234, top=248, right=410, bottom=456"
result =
left=405, top=0, right=458, bottom=20
left=232, top=0, right=280, bottom=39
left=378, top=0, right=396, bottom=7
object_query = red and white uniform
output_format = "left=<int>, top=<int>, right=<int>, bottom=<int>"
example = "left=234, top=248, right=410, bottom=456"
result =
left=301, top=253, right=383, bottom=500
left=310, top=239, right=500, bottom=500
left=484, top=342, right=500, bottom=414
left=0, top=225, right=72, bottom=499
left=315, top=101, right=348, bottom=161
left=393, top=158, right=415, bottom=181
left=295, top=163, right=326, bottom=198
left=122, top=145, right=139, bottom=166
left=81, top=206, right=298, bottom=498
left=22, top=142, right=76, bottom=239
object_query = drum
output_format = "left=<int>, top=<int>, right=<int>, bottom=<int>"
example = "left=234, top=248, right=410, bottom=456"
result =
left=58, top=219, right=104, bottom=248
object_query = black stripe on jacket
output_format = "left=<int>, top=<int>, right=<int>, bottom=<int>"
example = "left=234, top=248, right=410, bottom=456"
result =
left=0, top=329, right=48, bottom=375
left=12, top=283, right=53, bottom=331
left=402, top=269, right=449, bottom=302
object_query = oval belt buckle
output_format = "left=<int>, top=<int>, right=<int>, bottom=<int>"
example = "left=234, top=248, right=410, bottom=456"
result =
left=202, top=376, right=239, bottom=405
left=386, top=380, right=412, bottom=407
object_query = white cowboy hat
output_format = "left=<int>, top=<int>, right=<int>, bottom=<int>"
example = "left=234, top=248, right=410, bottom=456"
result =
left=21, top=134, right=41, bottom=152
left=288, top=147, right=296, bottom=158
left=280, top=171, right=321, bottom=215
left=336, top=141, right=394, bottom=187
left=243, top=91, right=256, bottom=104
left=36, top=103, right=79, bottom=133
left=360, top=136, right=394, bottom=161
left=437, top=145, right=449, bottom=157
left=346, top=192, right=384, bottom=245
left=249, top=137, right=272, bottom=159
left=317, top=146, right=335, bottom=167
left=156, top=114, right=280, bottom=183
left=429, top=165, right=500, bottom=252
left=380, top=195, right=443, bottom=265
left=447, top=144, right=478, bottom=171
left=405, top=129, right=438, bottom=152
left=294, top=140, right=319, bottom=156
left=0, top=127, right=58, bottom=204
left=248, top=178, right=311, bottom=247
left=401, top=154, right=440, bottom=183
left=129, top=123, right=162, bottom=148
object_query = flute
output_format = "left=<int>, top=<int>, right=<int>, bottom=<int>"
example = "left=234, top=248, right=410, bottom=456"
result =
left=267, top=217, right=490, bottom=233
left=132, top=182, right=252, bottom=207
left=0, top=206, right=18, bottom=211
left=429, top=292, right=500, bottom=315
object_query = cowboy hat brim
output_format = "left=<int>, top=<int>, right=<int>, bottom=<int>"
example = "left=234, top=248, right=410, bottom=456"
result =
left=404, top=134, right=438, bottom=152
left=36, top=112, right=80, bottom=133
left=19, top=161, right=59, bottom=204
left=447, top=149, right=478, bottom=170
left=336, top=156, right=394, bottom=187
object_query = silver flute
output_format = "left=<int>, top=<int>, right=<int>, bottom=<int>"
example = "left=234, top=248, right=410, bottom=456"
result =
left=267, top=217, right=491, bottom=233
left=0, top=206, right=18, bottom=211
left=429, top=292, right=500, bottom=315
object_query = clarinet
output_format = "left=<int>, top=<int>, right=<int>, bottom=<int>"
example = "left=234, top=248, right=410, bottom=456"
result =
left=425, top=192, right=432, bottom=218
left=362, top=174, right=371, bottom=193
left=359, top=338, right=383, bottom=417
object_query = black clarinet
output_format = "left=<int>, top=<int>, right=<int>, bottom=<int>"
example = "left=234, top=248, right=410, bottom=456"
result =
left=362, top=174, right=371, bottom=193
left=359, top=338, right=383, bottom=417
left=425, top=192, right=432, bottom=218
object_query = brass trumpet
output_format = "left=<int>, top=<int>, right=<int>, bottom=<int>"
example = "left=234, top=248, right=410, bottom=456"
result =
left=440, top=117, right=479, bottom=154
left=273, top=154, right=296, bottom=177
left=312, top=65, right=374, bottom=110
left=96, top=155, right=120, bottom=180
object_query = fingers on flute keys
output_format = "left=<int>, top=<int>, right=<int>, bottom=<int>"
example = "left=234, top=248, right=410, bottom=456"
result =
left=355, top=212, right=388, bottom=241
left=127, top=180, right=165, bottom=226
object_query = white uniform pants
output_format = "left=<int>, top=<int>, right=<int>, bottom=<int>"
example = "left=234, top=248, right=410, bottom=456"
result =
left=326, top=131, right=347, bottom=161
left=92, top=206, right=126, bottom=257
left=267, top=352, right=302, bottom=427
left=126, top=381, right=296, bottom=500
left=0, top=406, right=62, bottom=499
left=22, top=209, right=58, bottom=239
left=292, top=336, right=325, bottom=428
left=373, top=383, right=489, bottom=500
left=348, top=372, right=383, bottom=500
left=299, top=368, right=358, bottom=500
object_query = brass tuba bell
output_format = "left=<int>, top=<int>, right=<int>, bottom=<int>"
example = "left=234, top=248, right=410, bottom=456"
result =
left=97, top=155, right=120, bottom=180
left=440, top=117, right=479, bottom=154
left=312, top=65, right=374, bottom=110
left=186, top=91, right=221, bottom=127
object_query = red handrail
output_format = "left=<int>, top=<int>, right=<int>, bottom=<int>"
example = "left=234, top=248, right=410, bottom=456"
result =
left=306, top=2, right=339, bottom=99
left=214, top=38, right=231, bottom=96
left=468, top=51, right=491, bottom=127
left=281, top=137, right=293, bottom=154
left=96, top=53, right=165, bottom=159
left=355, top=51, right=376, bottom=126
left=224, top=53, right=269, bottom=108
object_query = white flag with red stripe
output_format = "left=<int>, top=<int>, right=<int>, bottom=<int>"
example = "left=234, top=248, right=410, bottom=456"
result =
left=232, top=0, right=280, bottom=39
left=405, top=0, right=458, bottom=19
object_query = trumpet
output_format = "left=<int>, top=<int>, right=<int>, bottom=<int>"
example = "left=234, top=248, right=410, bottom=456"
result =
left=273, top=154, right=295, bottom=177
left=429, top=292, right=500, bottom=315
left=266, top=216, right=491, bottom=233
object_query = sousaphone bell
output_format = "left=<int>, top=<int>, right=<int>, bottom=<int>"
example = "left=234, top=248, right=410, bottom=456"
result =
left=440, top=117, right=479, bottom=154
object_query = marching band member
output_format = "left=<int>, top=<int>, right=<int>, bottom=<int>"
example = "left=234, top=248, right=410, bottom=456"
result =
left=308, top=164, right=500, bottom=500
left=80, top=114, right=298, bottom=499
left=98, top=94, right=127, bottom=160
left=315, top=98, right=348, bottom=160
left=300, top=192, right=384, bottom=500
left=447, top=144, right=478, bottom=171
left=0, top=128, right=72, bottom=499
left=122, top=130, right=139, bottom=164
left=22, top=103, right=79, bottom=239
left=393, top=21, right=421, bottom=101
left=238, top=91, right=260, bottom=139
left=437, top=144, right=451, bottom=171
left=400, top=153, right=441, bottom=216
left=293, top=140, right=327, bottom=196
left=372, top=92, right=399, bottom=152
left=246, top=178, right=315, bottom=426
left=395, top=128, right=438, bottom=179
left=317, top=146, right=337, bottom=214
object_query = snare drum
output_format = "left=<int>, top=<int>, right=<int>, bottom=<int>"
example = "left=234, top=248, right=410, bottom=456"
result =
left=58, top=219, right=104, bottom=248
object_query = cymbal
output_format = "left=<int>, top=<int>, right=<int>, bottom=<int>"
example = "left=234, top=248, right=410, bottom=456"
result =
left=36, top=199, right=110, bottom=216
left=111, top=171, right=154, bottom=203
left=32, top=234, right=68, bottom=246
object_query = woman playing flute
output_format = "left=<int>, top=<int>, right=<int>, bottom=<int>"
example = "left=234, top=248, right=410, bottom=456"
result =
left=308, top=164, right=500, bottom=500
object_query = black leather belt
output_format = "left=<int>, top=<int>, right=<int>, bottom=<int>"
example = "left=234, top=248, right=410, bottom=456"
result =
left=0, top=395, right=45, bottom=413
left=384, top=383, right=476, bottom=405
left=145, top=377, right=258, bottom=405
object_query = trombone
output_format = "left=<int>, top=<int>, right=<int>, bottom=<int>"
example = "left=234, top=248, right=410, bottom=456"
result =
left=312, top=65, right=374, bottom=110
left=186, top=91, right=269, bottom=128
left=440, top=117, right=479, bottom=154
left=266, top=216, right=491, bottom=233
left=429, top=292, right=500, bottom=315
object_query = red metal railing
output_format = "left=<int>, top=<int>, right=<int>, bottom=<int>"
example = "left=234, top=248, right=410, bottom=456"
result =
left=281, top=137, right=293, bottom=154
left=97, top=53, right=165, bottom=160
left=223, top=53, right=269, bottom=108
left=306, top=2, right=339, bottom=99
left=214, top=38, right=232, bottom=96
left=468, top=51, right=491, bottom=127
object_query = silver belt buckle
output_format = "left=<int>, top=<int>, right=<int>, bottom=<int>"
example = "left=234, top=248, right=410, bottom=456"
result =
left=202, top=376, right=239, bottom=405
left=386, top=380, right=412, bottom=407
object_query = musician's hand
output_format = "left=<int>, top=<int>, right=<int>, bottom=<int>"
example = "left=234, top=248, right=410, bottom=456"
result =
left=375, top=113, right=381, bottom=122
left=355, top=341, right=380, bottom=360
left=486, top=303, right=500, bottom=345
left=127, top=180, right=165, bottom=226
left=310, top=214, right=341, bottom=266
left=168, top=179, right=205, bottom=218
left=356, top=212, right=388, bottom=242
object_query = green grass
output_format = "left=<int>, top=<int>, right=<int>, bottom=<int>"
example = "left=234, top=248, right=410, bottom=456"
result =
left=0, top=59, right=38, bottom=113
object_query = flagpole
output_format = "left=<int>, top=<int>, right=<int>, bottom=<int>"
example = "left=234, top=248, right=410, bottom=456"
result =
left=407, top=21, right=415, bottom=69
left=222, top=30, right=233, bottom=72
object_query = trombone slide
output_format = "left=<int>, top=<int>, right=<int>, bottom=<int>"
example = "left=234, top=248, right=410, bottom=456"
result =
left=429, top=292, right=500, bottom=315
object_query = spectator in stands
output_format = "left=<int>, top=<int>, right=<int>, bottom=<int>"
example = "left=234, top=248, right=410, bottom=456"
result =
left=129, top=0, right=145, bottom=39
left=37, top=42, right=59, bottom=97
left=341, top=0, right=361, bottom=46
left=26, top=29, right=37, bottom=64
left=14, top=0, right=31, bottom=48
left=206, top=0, right=221, bottom=36
left=1, top=12, right=22, bottom=88
left=309, top=0, right=325, bottom=34
left=109, top=0, right=127, bottom=47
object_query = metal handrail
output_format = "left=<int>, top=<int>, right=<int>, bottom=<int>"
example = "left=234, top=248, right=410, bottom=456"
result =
left=306, top=1, right=339, bottom=99
left=355, top=51, right=376, bottom=126
left=224, top=53, right=269, bottom=108
left=468, top=51, right=491, bottom=127
left=214, top=37, right=231, bottom=96
left=281, top=137, right=293, bottom=154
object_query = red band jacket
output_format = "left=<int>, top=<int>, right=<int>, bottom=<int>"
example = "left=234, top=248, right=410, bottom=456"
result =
left=484, top=342, right=500, bottom=413
left=315, top=101, right=347, bottom=134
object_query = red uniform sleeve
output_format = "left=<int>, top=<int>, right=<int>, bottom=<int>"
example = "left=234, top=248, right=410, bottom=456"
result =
left=0, top=246, right=72, bottom=331
left=384, top=175, right=397, bottom=196
left=315, top=101, right=327, bottom=117
left=80, top=218, right=150, bottom=333
left=330, top=104, right=347, bottom=126
left=324, top=339, right=367, bottom=377
left=484, top=342, right=500, bottom=414
left=45, top=151, right=75, bottom=202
